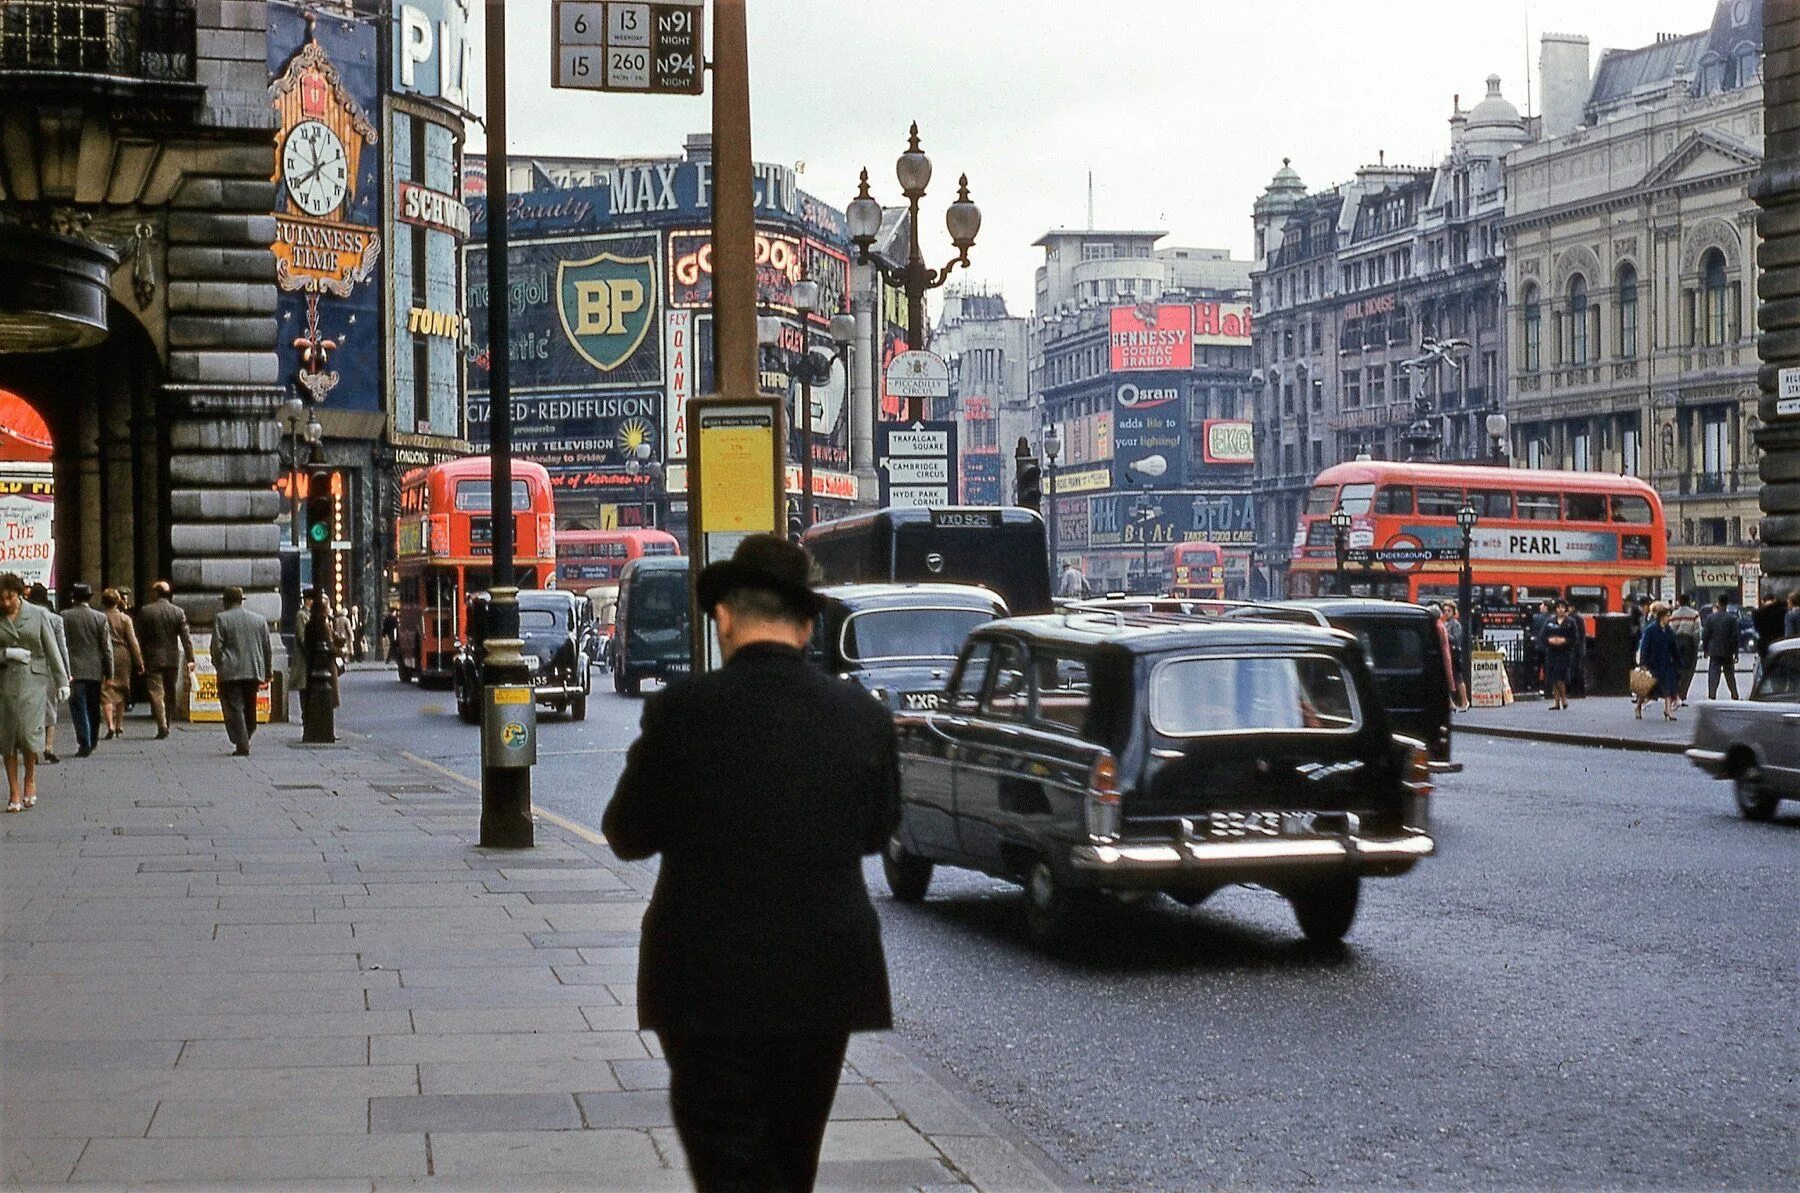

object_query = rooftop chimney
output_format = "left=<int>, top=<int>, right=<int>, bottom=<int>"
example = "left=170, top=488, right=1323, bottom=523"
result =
left=1538, top=32, right=1591, bottom=138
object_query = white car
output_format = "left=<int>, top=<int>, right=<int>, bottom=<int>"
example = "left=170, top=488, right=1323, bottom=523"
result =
left=1687, top=639, right=1800, bottom=820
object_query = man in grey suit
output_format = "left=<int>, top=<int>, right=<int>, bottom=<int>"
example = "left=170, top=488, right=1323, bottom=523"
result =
left=210, top=586, right=272, bottom=757
left=60, top=583, right=112, bottom=758
left=136, top=581, right=195, bottom=739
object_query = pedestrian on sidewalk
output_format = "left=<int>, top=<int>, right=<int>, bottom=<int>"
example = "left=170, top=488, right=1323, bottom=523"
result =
left=1635, top=602, right=1681, bottom=722
left=1666, top=593, right=1702, bottom=706
left=1786, top=591, right=1800, bottom=642
left=99, top=588, right=144, bottom=739
left=350, top=604, right=366, bottom=662
left=330, top=602, right=352, bottom=675
left=136, top=581, right=195, bottom=738
left=1441, top=601, right=1470, bottom=712
left=59, top=583, right=112, bottom=757
left=28, top=584, right=69, bottom=764
left=210, top=586, right=272, bottom=757
left=381, top=606, right=399, bottom=664
left=604, top=534, right=900, bottom=1193
left=0, top=573, right=68, bottom=812
left=293, top=588, right=340, bottom=718
left=1750, top=592, right=1785, bottom=665
left=1701, top=595, right=1741, bottom=700
left=1528, top=598, right=1553, bottom=696
left=1539, top=600, right=1580, bottom=712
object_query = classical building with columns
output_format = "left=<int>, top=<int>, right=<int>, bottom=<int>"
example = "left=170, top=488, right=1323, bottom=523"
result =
left=1503, top=2, right=1767, bottom=603
left=0, top=0, right=286, bottom=627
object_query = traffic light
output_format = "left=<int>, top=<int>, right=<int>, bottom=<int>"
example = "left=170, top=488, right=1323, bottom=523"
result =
left=1015, top=454, right=1042, bottom=511
left=304, top=473, right=335, bottom=551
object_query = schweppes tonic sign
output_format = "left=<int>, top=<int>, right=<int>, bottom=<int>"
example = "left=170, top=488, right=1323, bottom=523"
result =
left=557, top=251, right=659, bottom=372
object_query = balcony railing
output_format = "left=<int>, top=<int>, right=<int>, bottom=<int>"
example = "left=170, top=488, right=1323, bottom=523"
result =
left=0, top=0, right=195, bottom=83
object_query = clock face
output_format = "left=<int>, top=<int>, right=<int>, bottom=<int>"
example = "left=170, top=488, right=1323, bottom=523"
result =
left=283, top=119, right=350, bottom=218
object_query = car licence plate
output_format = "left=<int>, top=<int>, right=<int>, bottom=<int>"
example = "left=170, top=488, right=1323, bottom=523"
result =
left=901, top=691, right=941, bottom=712
left=1202, top=811, right=1353, bottom=839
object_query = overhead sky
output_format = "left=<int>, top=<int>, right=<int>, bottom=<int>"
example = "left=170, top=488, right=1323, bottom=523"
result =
left=469, top=0, right=1718, bottom=315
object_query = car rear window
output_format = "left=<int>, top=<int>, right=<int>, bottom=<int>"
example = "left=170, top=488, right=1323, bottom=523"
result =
left=1150, top=654, right=1361, bottom=735
left=1346, top=620, right=1430, bottom=674
left=518, top=609, right=559, bottom=630
left=841, top=607, right=995, bottom=663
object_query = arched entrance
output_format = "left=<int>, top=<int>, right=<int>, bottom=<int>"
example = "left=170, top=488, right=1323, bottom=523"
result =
left=0, top=300, right=168, bottom=601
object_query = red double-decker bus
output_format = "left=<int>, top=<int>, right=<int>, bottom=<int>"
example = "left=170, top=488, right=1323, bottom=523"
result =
left=1165, top=541, right=1227, bottom=600
left=393, top=458, right=556, bottom=684
left=555, top=528, right=680, bottom=594
left=1289, top=460, right=1666, bottom=614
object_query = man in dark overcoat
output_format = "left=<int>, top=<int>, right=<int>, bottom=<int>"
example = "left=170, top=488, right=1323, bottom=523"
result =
left=603, top=534, right=900, bottom=1192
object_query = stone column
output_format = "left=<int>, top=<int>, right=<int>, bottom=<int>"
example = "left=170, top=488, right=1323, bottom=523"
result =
left=1755, top=1, right=1800, bottom=597
left=161, top=158, right=286, bottom=629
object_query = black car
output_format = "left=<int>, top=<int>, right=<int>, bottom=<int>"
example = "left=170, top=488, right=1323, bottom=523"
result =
left=611, top=556, right=691, bottom=696
left=454, top=589, right=595, bottom=723
left=886, top=610, right=1435, bottom=948
left=811, top=583, right=1008, bottom=713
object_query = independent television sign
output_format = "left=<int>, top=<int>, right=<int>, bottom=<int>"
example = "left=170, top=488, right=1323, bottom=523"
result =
left=553, top=1, right=704, bottom=95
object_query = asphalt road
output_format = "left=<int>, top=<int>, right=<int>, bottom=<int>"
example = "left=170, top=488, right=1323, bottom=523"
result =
left=339, top=664, right=1798, bottom=1191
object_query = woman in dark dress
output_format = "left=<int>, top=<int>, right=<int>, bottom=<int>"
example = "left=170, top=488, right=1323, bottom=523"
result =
left=1538, top=600, right=1580, bottom=711
left=1635, top=602, right=1681, bottom=722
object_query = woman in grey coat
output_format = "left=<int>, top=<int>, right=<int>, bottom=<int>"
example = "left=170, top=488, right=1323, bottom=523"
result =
left=28, top=584, right=68, bottom=764
left=0, top=573, right=69, bottom=811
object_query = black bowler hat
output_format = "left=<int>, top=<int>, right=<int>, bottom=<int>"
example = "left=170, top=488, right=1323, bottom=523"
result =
left=696, top=533, right=826, bottom=618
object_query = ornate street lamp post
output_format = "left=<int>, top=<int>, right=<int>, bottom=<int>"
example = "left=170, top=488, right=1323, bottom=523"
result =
left=1456, top=502, right=1480, bottom=697
left=1486, top=412, right=1510, bottom=465
left=1042, top=425, right=1062, bottom=574
left=762, top=293, right=856, bottom=537
left=1330, top=505, right=1352, bottom=596
left=845, top=123, right=980, bottom=421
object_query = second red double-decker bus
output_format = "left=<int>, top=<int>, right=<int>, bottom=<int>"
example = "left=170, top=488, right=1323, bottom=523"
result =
left=555, top=528, right=680, bottom=593
left=393, top=458, right=556, bottom=684
left=1165, top=541, right=1227, bottom=600
left=1289, top=460, right=1666, bottom=614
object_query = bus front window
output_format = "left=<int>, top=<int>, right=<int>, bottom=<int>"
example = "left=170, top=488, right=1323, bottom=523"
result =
left=1338, top=483, right=1375, bottom=515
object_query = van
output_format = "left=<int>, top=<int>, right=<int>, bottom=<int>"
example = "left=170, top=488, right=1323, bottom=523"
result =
left=612, top=557, right=691, bottom=695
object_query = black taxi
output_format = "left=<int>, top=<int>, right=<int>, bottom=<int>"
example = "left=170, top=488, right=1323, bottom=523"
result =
left=811, top=583, right=1008, bottom=714
left=885, top=610, right=1435, bottom=947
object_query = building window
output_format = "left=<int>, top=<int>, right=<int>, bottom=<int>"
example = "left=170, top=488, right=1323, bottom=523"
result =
left=1343, top=369, right=1361, bottom=408
left=1620, top=418, right=1640, bottom=478
left=1702, top=249, right=1730, bottom=346
left=1617, top=264, right=1638, bottom=357
left=1527, top=437, right=1544, bottom=470
left=1572, top=426, right=1591, bottom=472
left=1568, top=275, right=1589, bottom=364
left=1368, top=365, right=1385, bottom=406
left=1522, top=284, right=1541, bottom=371
left=1701, top=408, right=1730, bottom=482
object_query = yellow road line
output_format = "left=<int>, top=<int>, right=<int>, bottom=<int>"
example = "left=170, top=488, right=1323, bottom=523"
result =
left=399, top=751, right=609, bottom=847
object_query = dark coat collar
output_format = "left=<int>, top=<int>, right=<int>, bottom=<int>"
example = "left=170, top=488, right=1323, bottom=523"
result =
left=727, top=640, right=806, bottom=664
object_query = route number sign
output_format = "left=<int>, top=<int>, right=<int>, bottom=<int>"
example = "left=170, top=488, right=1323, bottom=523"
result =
left=553, top=1, right=704, bottom=96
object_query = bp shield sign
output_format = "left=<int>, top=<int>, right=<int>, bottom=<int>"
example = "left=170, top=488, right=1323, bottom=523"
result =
left=557, top=251, right=658, bottom=371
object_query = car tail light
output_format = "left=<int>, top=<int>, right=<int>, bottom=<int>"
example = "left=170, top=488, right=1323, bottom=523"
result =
left=1085, top=751, right=1121, bottom=842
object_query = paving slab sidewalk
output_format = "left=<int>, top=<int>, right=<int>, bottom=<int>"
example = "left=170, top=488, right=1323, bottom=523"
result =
left=0, top=719, right=1072, bottom=1192
left=1455, top=691, right=1697, bottom=753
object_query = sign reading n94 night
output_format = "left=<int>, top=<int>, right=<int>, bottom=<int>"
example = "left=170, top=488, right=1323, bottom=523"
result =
left=553, top=1, right=704, bottom=95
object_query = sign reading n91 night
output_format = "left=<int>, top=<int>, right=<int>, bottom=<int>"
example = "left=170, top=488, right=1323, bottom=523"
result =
left=553, top=1, right=704, bottom=95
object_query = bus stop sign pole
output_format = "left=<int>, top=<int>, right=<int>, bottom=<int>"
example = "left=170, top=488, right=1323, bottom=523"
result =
left=479, top=0, right=533, bottom=848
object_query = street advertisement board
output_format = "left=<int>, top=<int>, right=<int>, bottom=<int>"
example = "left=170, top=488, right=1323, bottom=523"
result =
left=467, top=391, right=659, bottom=469
left=393, top=0, right=472, bottom=109
left=189, top=640, right=273, bottom=725
left=1191, top=300, right=1253, bottom=346
left=1112, top=377, right=1187, bottom=488
left=1109, top=304, right=1193, bottom=371
left=664, top=309, right=694, bottom=460
left=687, top=397, right=785, bottom=671
left=961, top=449, right=1002, bottom=505
left=1469, top=650, right=1512, bottom=708
left=1395, top=524, right=1651, bottom=565
left=1085, top=490, right=1255, bottom=548
left=877, top=421, right=960, bottom=508
left=268, top=4, right=384, bottom=413
left=1202, top=419, right=1255, bottom=464
left=0, top=469, right=54, bottom=595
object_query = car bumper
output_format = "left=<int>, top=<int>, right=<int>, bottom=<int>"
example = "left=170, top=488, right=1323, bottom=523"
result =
left=1685, top=747, right=1728, bottom=778
left=1070, top=831, right=1435, bottom=885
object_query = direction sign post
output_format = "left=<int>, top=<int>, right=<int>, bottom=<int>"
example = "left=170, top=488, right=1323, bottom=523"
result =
left=552, top=1, right=704, bottom=95
left=884, top=350, right=949, bottom=424
left=876, top=420, right=959, bottom=508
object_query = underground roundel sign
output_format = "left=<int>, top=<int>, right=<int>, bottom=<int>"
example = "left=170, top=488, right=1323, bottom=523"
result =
left=557, top=251, right=659, bottom=371
left=1380, top=534, right=1428, bottom=573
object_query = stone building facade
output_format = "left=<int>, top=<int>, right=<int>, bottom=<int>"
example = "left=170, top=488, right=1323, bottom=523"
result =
left=1249, top=77, right=1526, bottom=596
left=1503, top=3, right=1767, bottom=603
left=1753, top=0, right=1800, bottom=601
left=931, top=289, right=1030, bottom=507
left=0, top=0, right=287, bottom=629
left=1029, top=230, right=1255, bottom=592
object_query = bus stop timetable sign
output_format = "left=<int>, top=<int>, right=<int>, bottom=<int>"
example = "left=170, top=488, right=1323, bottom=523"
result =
left=553, top=1, right=704, bottom=95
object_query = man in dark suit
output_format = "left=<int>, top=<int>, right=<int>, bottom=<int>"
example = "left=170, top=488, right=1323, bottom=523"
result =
left=603, top=534, right=900, bottom=1192
left=1701, top=595, right=1740, bottom=700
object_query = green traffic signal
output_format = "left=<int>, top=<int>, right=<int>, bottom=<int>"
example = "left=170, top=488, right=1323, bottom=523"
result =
left=308, top=520, right=329, bottom=544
